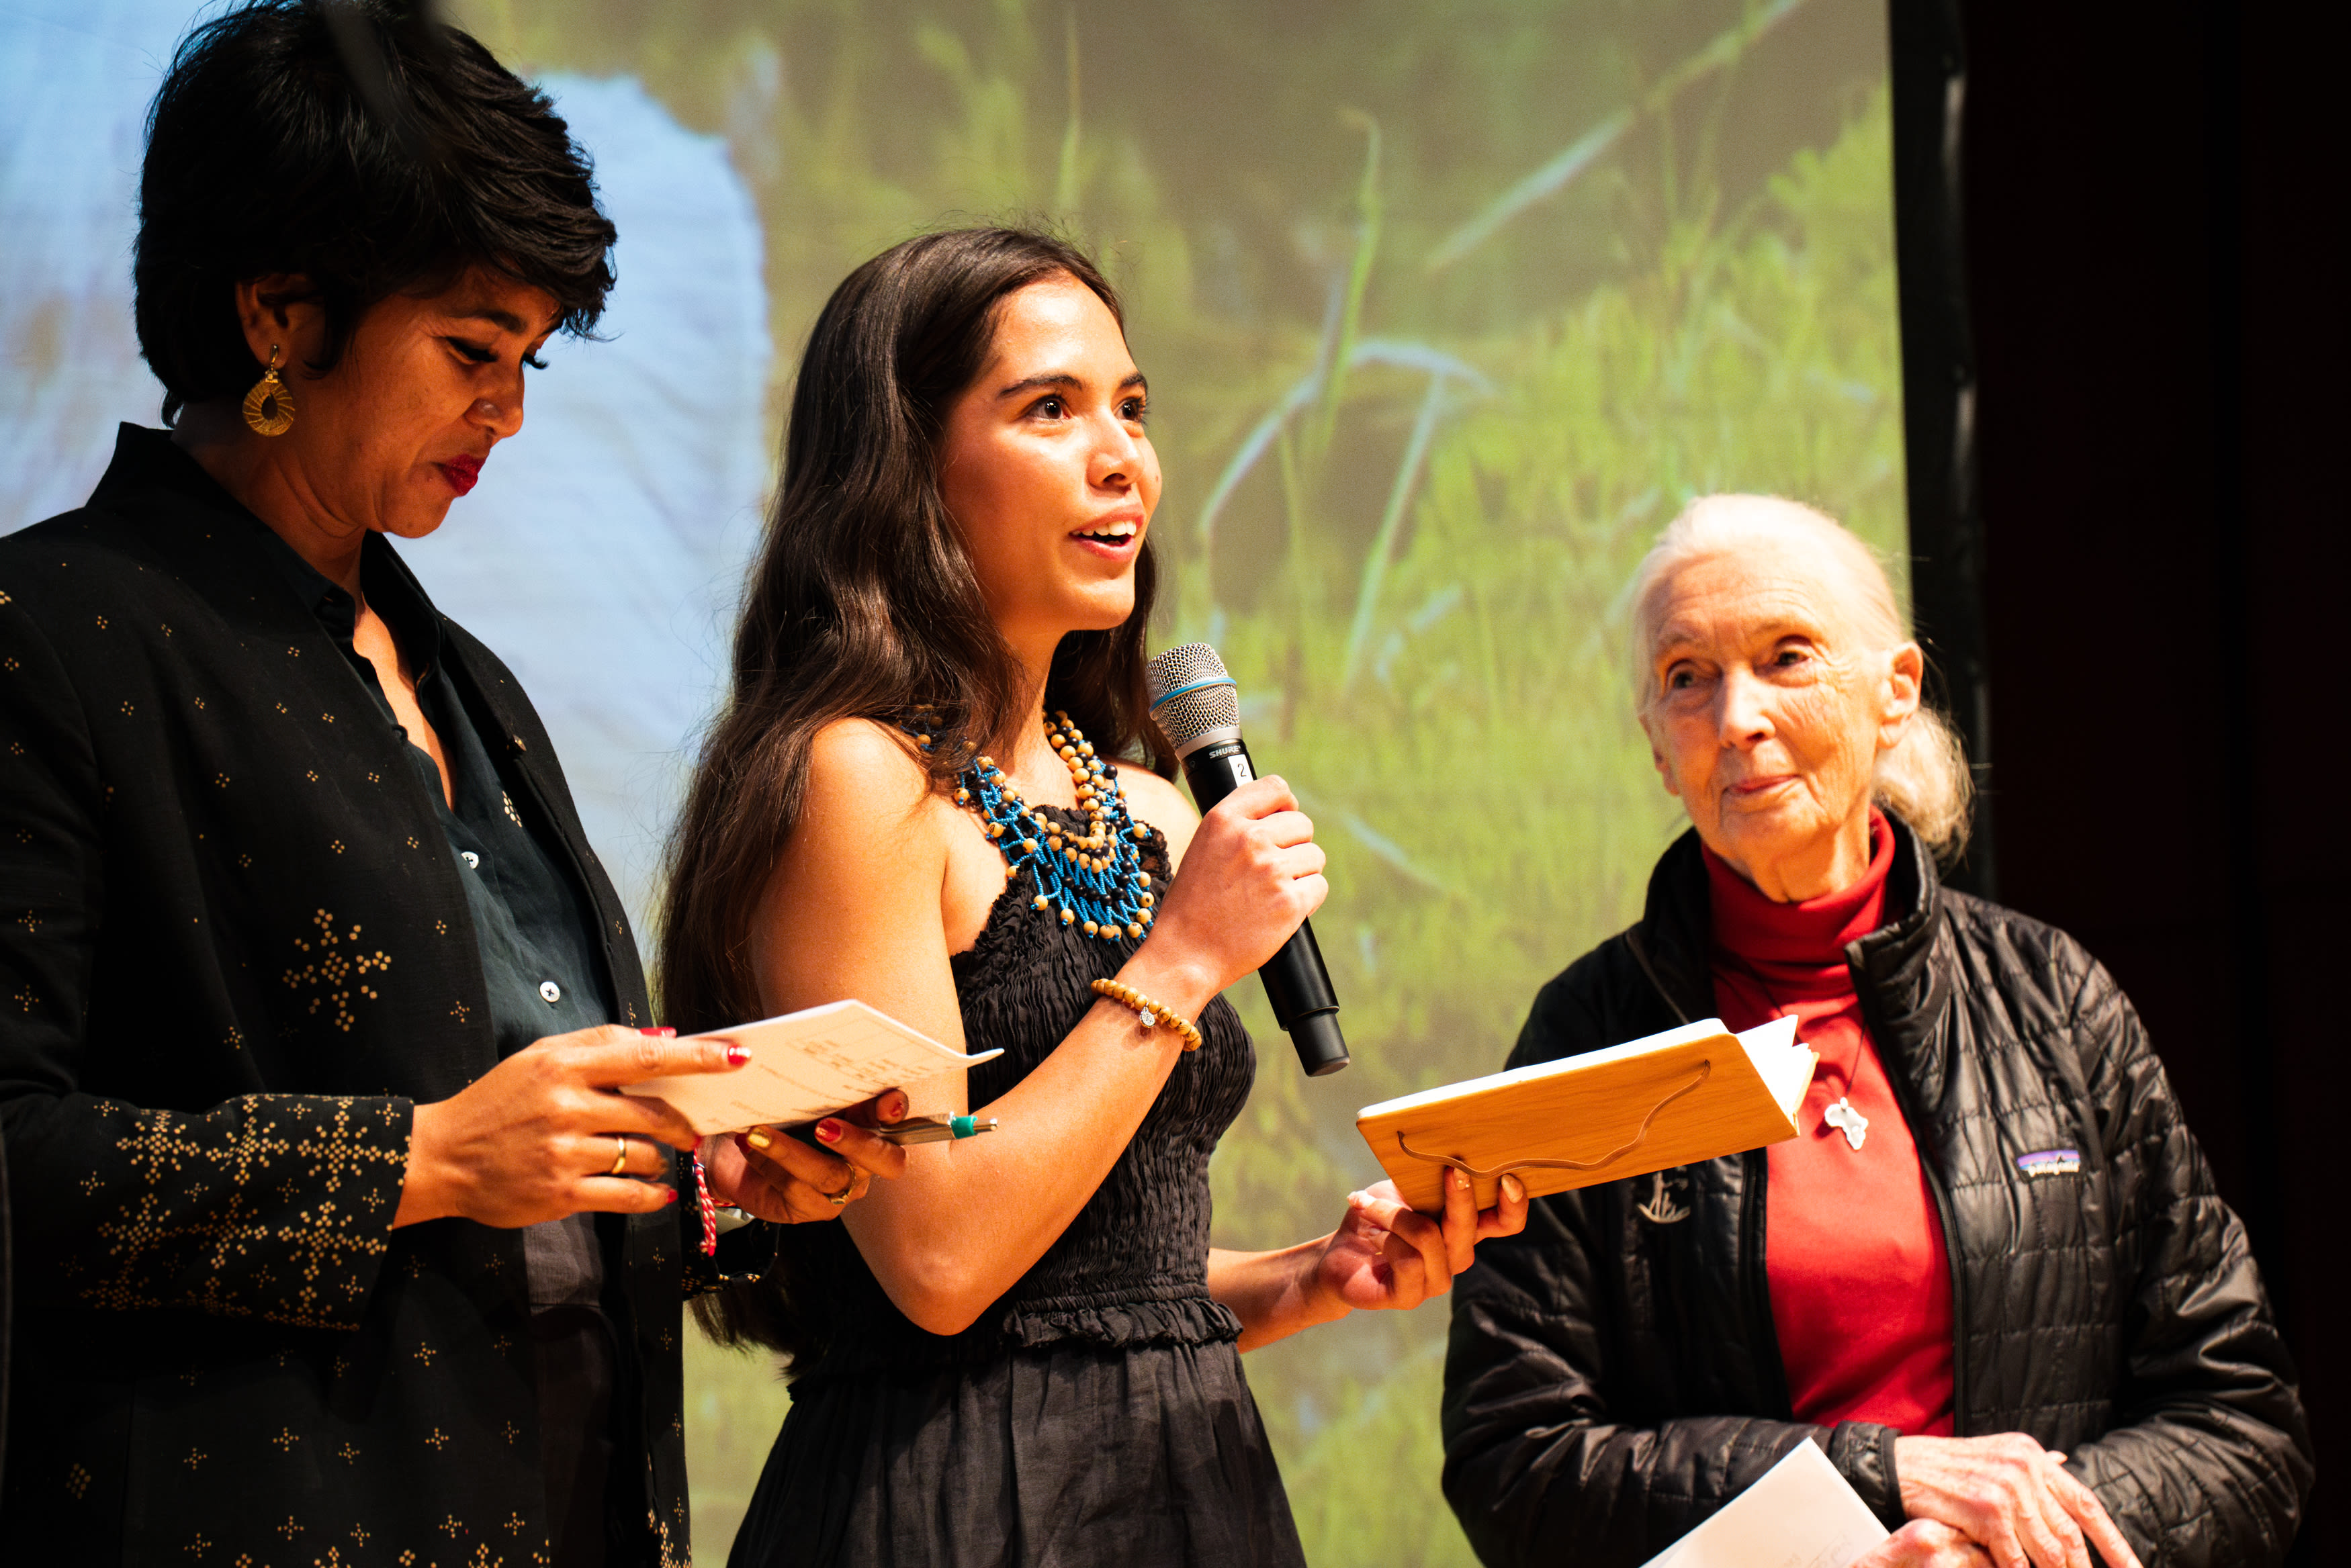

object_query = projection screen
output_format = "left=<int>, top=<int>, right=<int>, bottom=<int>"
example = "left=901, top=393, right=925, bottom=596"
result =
left=0, top=1, right=1904, bottom=1559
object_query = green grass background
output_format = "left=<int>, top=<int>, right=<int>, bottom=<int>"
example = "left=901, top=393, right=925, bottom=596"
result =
left=450, top=1, right=1910, bottom=1559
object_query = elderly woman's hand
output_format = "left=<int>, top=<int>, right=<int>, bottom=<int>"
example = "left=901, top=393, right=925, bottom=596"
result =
left=1854, top=1520, right=1992, bottom=1566
left=1894, top=1434, right=2142, bottom=1568
left=701, top=1089, right=911, bottom=1223
left=1310, top=1170, right=1529, bottom=1313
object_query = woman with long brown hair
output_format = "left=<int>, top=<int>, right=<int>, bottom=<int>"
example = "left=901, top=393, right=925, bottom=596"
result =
left=660, top=228, right=1527, bottom=1565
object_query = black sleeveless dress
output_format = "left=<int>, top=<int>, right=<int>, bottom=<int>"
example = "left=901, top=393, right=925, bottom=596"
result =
left=727, top=801, right=1306, bottom=1568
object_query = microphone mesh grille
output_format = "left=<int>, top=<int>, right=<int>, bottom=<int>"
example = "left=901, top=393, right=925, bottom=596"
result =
left=1145, top=643, right=1241, bottom=748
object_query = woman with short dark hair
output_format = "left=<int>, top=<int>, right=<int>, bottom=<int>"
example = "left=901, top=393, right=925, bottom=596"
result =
left=0, top=4, right=897, bottom=1562
left=1441, top=496, right=2312, bottom=1567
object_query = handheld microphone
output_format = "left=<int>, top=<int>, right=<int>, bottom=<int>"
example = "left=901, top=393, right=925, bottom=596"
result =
left=1145, top=643, right=1349, bottom=1077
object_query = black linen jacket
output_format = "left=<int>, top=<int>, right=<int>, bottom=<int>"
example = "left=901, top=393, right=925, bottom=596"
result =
left=0, top=429, right=693, bottom=1565
left=1442, top=819, right=2313, bottom=1568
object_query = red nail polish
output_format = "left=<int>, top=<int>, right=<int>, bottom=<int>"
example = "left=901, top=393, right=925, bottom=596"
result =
left=815, top=1119, right=843, bottom=1144
left=663, top=1187, right=678, bottom=1204
left=638, top=1026, right=676, bottom=1037
left=725, top=1044, right=751, bottom=1066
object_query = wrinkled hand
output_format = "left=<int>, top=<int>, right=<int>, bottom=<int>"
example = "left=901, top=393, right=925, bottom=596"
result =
left=1855, top=1520, right=1994, bottom=1566
left=1310, top=1170, right=1529, bottom=1313
left=396, top=1024, right=743, bottom=1228
left=1896, top=1434, right=2142, bottom=1568
left=701, top=1089, right=911, bottom=1224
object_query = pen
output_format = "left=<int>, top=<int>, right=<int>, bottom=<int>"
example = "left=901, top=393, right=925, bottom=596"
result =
left=873, top=1115, right=999, bottom=1145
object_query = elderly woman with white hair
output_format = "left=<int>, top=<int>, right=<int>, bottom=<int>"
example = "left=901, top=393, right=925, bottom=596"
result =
left=1441, top=496, right=2311, bottom=1568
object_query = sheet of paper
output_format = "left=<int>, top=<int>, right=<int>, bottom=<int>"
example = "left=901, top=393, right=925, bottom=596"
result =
left=620, top=1000, right=1002, bottom=1135
left=1640, top=1440, right=1890, bottom=1568
left=1737, top=1014, right=1816, bottom=1117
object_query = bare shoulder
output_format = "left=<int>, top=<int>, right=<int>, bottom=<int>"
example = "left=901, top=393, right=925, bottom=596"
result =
left=802, top=717, right=946, bottom=836
left=756, top=717, right=962, bottom=1024
left=1116, top=764, right=1194, bottom=824
left=762, top=718, right=951, bottom=958
left=1115, top=762, right=1200, bottom=864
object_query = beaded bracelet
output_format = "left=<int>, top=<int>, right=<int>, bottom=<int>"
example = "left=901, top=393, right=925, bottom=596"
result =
left=1090, top=977, right=1204, bottom=1052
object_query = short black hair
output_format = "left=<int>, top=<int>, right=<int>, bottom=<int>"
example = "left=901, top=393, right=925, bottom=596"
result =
left=134, top=0, right=617, bottom=422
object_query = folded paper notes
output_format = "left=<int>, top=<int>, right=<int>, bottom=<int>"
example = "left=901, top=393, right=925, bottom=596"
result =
left=1356, top=1016, right=1815, bottom=1212
left=1638, top=1440, right=1890, bottom=1568
left=621, top=1000, right=1001, bottom=1136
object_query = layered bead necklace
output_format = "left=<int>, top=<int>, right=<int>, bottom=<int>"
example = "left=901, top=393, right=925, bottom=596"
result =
left=943, top=710, right=1156, bottom=941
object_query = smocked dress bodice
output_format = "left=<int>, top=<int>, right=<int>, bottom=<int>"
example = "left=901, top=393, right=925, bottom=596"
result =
left=733, top=780, right=1304, bottom=1567
left=783, top=798, right=1257, bottom=1385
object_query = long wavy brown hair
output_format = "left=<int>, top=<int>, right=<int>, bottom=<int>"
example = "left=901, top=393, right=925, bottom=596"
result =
left=658, top=226, right=1173, bottom=1356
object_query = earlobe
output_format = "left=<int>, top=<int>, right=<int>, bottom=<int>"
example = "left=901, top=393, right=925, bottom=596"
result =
left=232, top=273, right=320, bottom=371
left=1880, top=643, right=1924, bottom=742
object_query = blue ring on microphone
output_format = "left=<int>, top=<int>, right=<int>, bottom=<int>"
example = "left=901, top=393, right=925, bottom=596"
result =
left=1147, top=674, right=1238, bottom=712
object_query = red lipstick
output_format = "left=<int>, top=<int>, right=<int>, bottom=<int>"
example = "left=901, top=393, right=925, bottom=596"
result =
left=439, top=454, right=483, bottom=496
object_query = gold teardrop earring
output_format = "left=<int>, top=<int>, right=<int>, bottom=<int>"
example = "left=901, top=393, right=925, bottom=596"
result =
left=240, top=344, right=296, bottom=436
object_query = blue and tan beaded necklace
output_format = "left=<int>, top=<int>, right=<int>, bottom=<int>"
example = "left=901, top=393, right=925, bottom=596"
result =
left=930, top=710, right=1156, bottom=941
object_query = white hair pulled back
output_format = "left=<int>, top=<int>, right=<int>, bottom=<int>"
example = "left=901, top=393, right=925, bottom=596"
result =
left=1626, top=494, right=1973, bottom=862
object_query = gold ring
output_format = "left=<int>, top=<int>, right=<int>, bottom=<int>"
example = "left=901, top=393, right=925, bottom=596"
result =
left=824, top=1183, right=853, bottom=1207
left=609, top=1135, right=629, bottom=1176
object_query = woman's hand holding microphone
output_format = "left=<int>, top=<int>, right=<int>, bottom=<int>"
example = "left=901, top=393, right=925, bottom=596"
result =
left=1130, top=773, right=1327, bottom=1016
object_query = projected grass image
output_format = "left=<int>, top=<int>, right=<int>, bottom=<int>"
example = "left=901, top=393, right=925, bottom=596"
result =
left=449, top=1, right=1904, bottom=1559
left=1196, top=99, right=1905, bottom=1567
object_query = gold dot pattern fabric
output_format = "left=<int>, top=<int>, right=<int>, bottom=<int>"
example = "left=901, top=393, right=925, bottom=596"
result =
left=0, top=428, right=691, bottom=1565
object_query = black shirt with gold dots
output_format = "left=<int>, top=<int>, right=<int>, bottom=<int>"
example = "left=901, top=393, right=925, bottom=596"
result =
left=249, top=520, right=617, bottom=1312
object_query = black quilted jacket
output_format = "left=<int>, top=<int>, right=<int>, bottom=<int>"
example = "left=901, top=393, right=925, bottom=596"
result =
left=1441, top=818, right=2313, bottom=1567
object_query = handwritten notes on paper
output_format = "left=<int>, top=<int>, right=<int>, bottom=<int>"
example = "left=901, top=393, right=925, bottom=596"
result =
left=621, top=1000, right=1001, bottom=1135
left=1640, top=1440, right=1890, bottom=1568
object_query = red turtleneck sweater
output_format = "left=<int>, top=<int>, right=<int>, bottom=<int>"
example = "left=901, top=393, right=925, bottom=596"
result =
left=1705, top=811, right=1955, bottom=1436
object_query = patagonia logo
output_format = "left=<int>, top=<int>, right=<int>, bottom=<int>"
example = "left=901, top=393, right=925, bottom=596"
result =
left=1635, top=1170, right=1691, bottom=1225
left=2016, top=1148, right=2082, bottom=1177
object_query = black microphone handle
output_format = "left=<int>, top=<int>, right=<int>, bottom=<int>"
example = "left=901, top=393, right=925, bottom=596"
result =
left=1176, top=736, right=1351, bottom=1077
